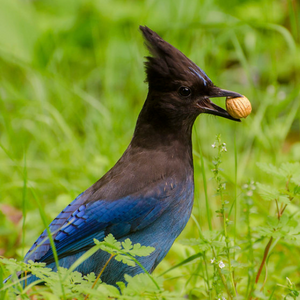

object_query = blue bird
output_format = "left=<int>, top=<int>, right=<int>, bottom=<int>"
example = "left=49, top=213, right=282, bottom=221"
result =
left=11, top=26, right=241, bottom=286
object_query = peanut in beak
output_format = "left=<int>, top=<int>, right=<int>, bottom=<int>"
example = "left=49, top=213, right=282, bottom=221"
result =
left=226, top=95, right=252, bottom=119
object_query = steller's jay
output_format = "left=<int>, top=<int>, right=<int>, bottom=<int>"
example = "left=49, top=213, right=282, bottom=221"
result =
left=11, top=26, right=242, bottom=286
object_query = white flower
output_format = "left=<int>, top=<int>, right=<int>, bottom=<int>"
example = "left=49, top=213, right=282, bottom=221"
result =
left=219, top=260, right=225, bottom=269
left=212, top=143, right=216, bottom=148
left=247, top=190, right=253, bottom=197
left=210, top=258, right=215, bottom=264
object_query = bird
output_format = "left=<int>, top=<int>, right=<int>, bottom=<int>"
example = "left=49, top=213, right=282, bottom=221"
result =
left=9, top=26, right=242, bottom=286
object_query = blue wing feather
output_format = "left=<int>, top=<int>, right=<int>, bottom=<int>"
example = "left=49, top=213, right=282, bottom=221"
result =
left=25, top=179, right=176, bottom=264
left=24, top=192, right=86, bottom=262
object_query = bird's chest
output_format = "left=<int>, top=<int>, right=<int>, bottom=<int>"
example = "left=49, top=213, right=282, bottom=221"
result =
left=134, top=178, right=194, bottom=248
left=160, top=179, right=194, bottom=237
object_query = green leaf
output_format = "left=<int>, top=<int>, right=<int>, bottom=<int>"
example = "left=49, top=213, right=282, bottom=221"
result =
left=96, top=283, right=120, bottom=297
left=279, top=214, right=289, bottom=226
left=294, top=185, right=300, bottom=195
left=115, top=254, right=136, bottom=267
left=256, top=163, right=285, bottom=178
left=198, top=243, right=211, bottom=252
left=83, top=272, right=96, bottom=283
left=291, top=176, right=300, bottom=185
left=278, top=195, right=290, bottom=204
left=230, top=259, right=248, bottom=268
left=221, top=269, right=230, bottom=275
left=96, top=234, right=122, bottom=255
left=95, top=234, right=155, bottom=270
left=279, top=162, right=300, bottom=179
left=103, top=234, right=121, bottom=249
left=121, top=239, right=133, bottom=251
left=256, top=226, right=274, bottom=237
left=124, top=273, right=162, bottom=294
left=256, top=183, right=279, bottom=201
left=130, top=244, right=155, bottom=257
left=211, top=241, right=226, bottom=248
left=267, top=216, right=279, bottom=227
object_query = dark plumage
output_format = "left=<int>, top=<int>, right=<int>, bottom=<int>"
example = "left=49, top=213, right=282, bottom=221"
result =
left=8, top=26, right=241, bottom=286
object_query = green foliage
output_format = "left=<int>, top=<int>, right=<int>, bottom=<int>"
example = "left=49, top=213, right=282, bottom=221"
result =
left=0, top=0, right=300, bottom=299
left=255, top=163, right=300, bottom=243
left=95, top=234, right=155, bottom=267
left=278, top=277, right=300, bottom=300
left=0, top=236, right=169, bottom=299
left=174, top=142, right=300, bottom=299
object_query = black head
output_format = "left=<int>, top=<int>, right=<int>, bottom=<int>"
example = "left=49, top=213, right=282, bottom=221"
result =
left=139, top=26, right=241, bottom=123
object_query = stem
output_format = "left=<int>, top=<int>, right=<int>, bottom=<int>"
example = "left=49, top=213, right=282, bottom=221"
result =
left=246, top=197, right=254, bottom=297
left=255, top=237, right=273, bottom=284
left=275, top=199, right=280, bottom=220
left=196, top=129, right=212, bottom=231
left=203, top=251, right=211, bottom=297
left=220, top=172, right=236, bottom=297
left=84, top=254, right=115, bottom=300
left=279, top=204, right=288, bottom=218
left=212, top=247, right=233, bottom=300
left=250, top=178, right=294, bottom=299
left=24, top=271, right=27, bottom=288
left=285, top=177, right=291, bottom=191
left=260, top=261, right=268, bottom=292
left=92, top=254, right=114, bottom=289
left=102, top=242, right=160, bottom=290
left=22, top=154, right=27, bottom=259
left=212, top=135, right=236, bottom=298
left=218, top=268, right=232, bottom=300
left=234, top=129, right=238, bottom=252
left=249, top=237, right=273, bottom=300
left=223, top=203, right=237, bottom=298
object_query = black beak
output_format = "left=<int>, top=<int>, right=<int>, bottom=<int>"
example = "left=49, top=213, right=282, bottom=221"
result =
left=197, top=88, right=242, bottom=122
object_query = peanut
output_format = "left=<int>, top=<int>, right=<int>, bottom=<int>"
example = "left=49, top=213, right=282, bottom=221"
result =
left=226, top=95, right=252, bottom=119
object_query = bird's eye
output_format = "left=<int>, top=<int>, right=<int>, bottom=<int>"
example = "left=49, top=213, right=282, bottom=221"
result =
left=179, top=87, right=191, bottom=97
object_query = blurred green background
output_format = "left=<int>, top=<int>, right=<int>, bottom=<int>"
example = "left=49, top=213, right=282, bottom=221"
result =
left=0, top=0, right=299, bottom=297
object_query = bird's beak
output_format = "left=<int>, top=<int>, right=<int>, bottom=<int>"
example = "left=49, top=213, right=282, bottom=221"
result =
left=197, top=88, right=242, bottom=122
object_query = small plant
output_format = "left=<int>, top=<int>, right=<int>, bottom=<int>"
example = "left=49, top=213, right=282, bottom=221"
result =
left=210, top=135, right=236, bottom=299
left=177, top=136, right=300, bottom=300
left=2, top=136, right=300, bottom=299
left=249, top=162, right=300, bottom=298
left=278, top=277, right=300, bottom=300
left=1, top=235, right=179, bottom=300
left=178, top=135, right=239, bottom=300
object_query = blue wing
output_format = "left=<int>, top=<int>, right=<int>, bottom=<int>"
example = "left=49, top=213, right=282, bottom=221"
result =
left=24, top=178, right=178, bottom=264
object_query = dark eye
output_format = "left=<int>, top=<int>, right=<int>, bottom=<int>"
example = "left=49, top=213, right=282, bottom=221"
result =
left=179, top=86, right=191, bottom=97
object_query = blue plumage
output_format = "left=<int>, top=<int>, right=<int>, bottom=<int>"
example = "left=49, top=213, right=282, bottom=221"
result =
left=6, top=25, right=242, bottom=286
left=24, top=177, right=194, bottom=285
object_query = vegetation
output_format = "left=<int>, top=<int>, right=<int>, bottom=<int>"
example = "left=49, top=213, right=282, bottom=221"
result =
left=0, top=0, right=299, bottom=299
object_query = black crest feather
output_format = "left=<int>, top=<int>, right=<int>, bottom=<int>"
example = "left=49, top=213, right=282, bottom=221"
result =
left=139, top=26, right=212, bottom=90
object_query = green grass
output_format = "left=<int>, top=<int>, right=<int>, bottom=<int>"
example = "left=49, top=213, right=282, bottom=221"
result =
left=0, top=0, right=300, bottom=299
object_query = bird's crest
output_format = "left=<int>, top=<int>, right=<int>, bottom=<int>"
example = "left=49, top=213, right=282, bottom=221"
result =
left=139, top=26, right=212, bottom=90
